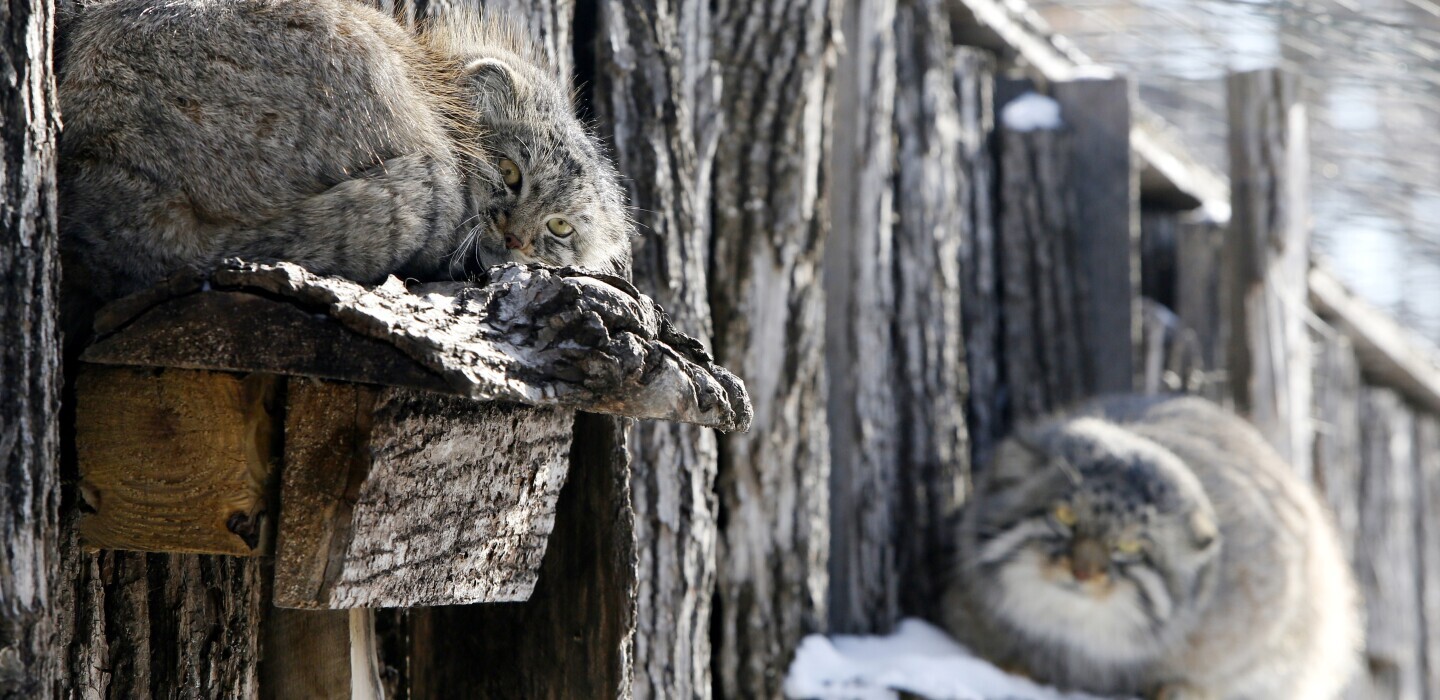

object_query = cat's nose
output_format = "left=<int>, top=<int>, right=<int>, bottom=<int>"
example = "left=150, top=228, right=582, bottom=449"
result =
left=1070, top=538, right=1108, bottom=581
left=504, top=233, right=524, bottom=250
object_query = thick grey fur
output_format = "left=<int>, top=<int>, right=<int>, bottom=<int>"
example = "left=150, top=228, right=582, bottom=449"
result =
left=944, top=394, right=1362, bottom=699
left=58, top=0, right=630, bottom=301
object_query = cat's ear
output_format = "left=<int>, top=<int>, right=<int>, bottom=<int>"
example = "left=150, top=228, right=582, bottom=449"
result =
left=987, top=437, right=1048, bottom=492
left=463, top=57, right=525, bottom=108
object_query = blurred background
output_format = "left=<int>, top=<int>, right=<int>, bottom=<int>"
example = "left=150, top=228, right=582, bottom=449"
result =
left=1031, top=0, right=1440, bottom=339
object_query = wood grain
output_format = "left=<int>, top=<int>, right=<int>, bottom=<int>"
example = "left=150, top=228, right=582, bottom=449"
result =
left=75, top=366, right=281, bottom=555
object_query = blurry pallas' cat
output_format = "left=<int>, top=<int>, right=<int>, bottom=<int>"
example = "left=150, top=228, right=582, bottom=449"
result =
left=58, top=0, right=629, bottom=301
left=944, top=395, right=1362, bottom=699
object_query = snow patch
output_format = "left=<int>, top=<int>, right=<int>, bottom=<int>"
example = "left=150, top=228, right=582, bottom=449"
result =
left=784, top=618, right=1120, bottom=700
left=1001, top=93, right=1063, bottom=132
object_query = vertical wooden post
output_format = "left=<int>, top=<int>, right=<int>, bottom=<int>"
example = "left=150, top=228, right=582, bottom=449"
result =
left=1356, top=389, right=1423, bottom=700
left=592, top=0, right=721, bottom=694
left=708, top=0, right=837, bottom=693
left=1225, top=68, right=1313, bottom=479
left=1052, top=77, right=1138, bottom=397
left=890, top=0, right=971, bottom=622
left=824, top=0, right=900, bottom=635
left=0, top=0, right=61, bottom=691
left=954, top=47, right=999, bottom=465
left=1176, top=216, right=1230, bottom=402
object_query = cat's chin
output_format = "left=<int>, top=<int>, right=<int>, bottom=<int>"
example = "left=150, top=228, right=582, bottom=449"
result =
left=992, top=550, right=1160, bottom=665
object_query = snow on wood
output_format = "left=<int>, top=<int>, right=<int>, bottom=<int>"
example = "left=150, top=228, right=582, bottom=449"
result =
left=82, top=260, right=752, bottom=432
left=1000, top=91, right=1062, bottom=131
left=784, top=618, right=1120, bottom=700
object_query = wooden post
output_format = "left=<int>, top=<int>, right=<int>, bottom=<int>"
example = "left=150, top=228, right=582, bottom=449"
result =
left=824, top=0, right=900, bottom=635
left=890, top=0, right=971, bottom=621
left=591, top=0, right=723, bottom=694
left=261, top=608, right=383, bottom=700
left=1176, top=216, right=1230, bottom=402
left=1051, top=77, right=1138, bottom=396
left=0, top=0, right=61, bottom=691
left=1225, top=68, right=1313, bottom=479
left=954, top=47, right=1000, bottom=466
left=993, top=87, right=1086, bottom=422
left=1356, top=388, right=1423, bottom=700
left=709, top=0, right=837, bottom=693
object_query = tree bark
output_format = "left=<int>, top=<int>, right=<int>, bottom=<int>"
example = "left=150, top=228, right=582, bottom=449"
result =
left=823, top=0, right=899, bottom=635
left=0, top=0, right=61, bottom=692
left=591, top=0, right=721, bottom=696
left=708, top=0, right=837, bottom=694
left=890, top=0, right=971, bottom=620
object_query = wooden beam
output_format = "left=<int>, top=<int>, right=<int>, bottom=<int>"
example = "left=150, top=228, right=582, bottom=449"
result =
left=273, top=380, right=575, bottom=609
left=260, top=608, right=383, bottom=700
left=75, top=366, right=281, bottom=555
left=1310, top=268, right=1440, bottom=416
left=1225, top=68, right=1313, bottom=479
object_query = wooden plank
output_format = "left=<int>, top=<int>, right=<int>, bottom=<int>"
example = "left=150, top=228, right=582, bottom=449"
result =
left=83, top=262, right=753, bottom=432
left=273, top=380, right=574, bottom=609
left=955, top=47, right=1001, bottom=465
left=75, top=366, right=281, bottom=555
left=1415, top=415, right=1440, bottom=700
left=1310, top=267, right=1440, bottom=417
left=1225, top=68, right=1313, bottom=479
left=995, top=89, right=1086, bottom=421
left=824, top=0, right=901, bottom=635
left=83, top=291, right=452, bottom=394
left=1356, top=388, right=1423, bottom=700
left=1175, top=216, right=1230, bottom=402
left=1310, top=325, right=1362, bottom=561
left=406, top=413, right=636, bottom=698
left=891, top=0, right=971, bottom=622
left=1052, top=77, right=1138, bottom=396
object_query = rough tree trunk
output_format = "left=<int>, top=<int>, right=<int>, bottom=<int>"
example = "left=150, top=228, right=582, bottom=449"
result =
left=890, top=0, right=971, bottom=620
left=592, top=0, right=721, bottom=695
left=0, top=0, right=61, bottom=693
left=823, top=0, right=899, bottom=635
left=708, top=0, right=837, bottom=694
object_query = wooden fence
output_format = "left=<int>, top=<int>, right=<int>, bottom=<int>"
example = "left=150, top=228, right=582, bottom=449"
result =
left=6, top=0, right=1440, bottom=697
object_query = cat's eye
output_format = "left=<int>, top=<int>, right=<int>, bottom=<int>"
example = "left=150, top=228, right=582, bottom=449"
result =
left=499, top=158, right=522, bottom=188
left=1113, top=538, right=1144, bottom=555
left=546, top=217, right=575, bottom=237
left=1052, top=503, right=1077, bottom=527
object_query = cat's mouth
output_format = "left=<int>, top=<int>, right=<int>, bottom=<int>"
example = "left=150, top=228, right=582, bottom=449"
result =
left=1041, top=556, right=1118, bottom=598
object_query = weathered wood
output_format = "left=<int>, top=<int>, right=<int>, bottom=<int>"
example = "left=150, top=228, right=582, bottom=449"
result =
left=1311, top=268, right=1440, bottom=417
left=953, top=47, right=1000, bottom=466
left=1415, top=415, right=1440, bottom=700
left=824, top=0, right=900, bottom=635
left=1051, top=77, right=1137, bottom=396
left=83, top=261, right=752, bottom=433
left=994, top=89, right=1086, bottom=422
left=1140, top=210, right=1179, bottom=311
left=1225, top=69, right=1312, bottom=478
left=1356, top=388, right=1423, bottom=700
left=0, top=0, right=61, bottom=689
left=52, top=545, right=267, bottom=699
left=261, top=608, right=383, bottom=700
left=74, top=367, right=281, bottom=555
left=891, top=0, right=971, bottom=622
left=406, top=413, right=636, bottom=699
left=1311, top=325, right=1362, bottom=562
left=591, top=0, right=721, bottom=694
left=274, top=380, right=574, bottom=609
left=708, top=0, right=837, bottom=694
left=1175, top=216, right=1229, bottom=402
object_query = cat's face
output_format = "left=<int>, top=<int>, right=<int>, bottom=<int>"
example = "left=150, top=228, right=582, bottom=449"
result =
left=965, top=419, right=1220, bottom=664
left=450, top=52, right=630, bottom=276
